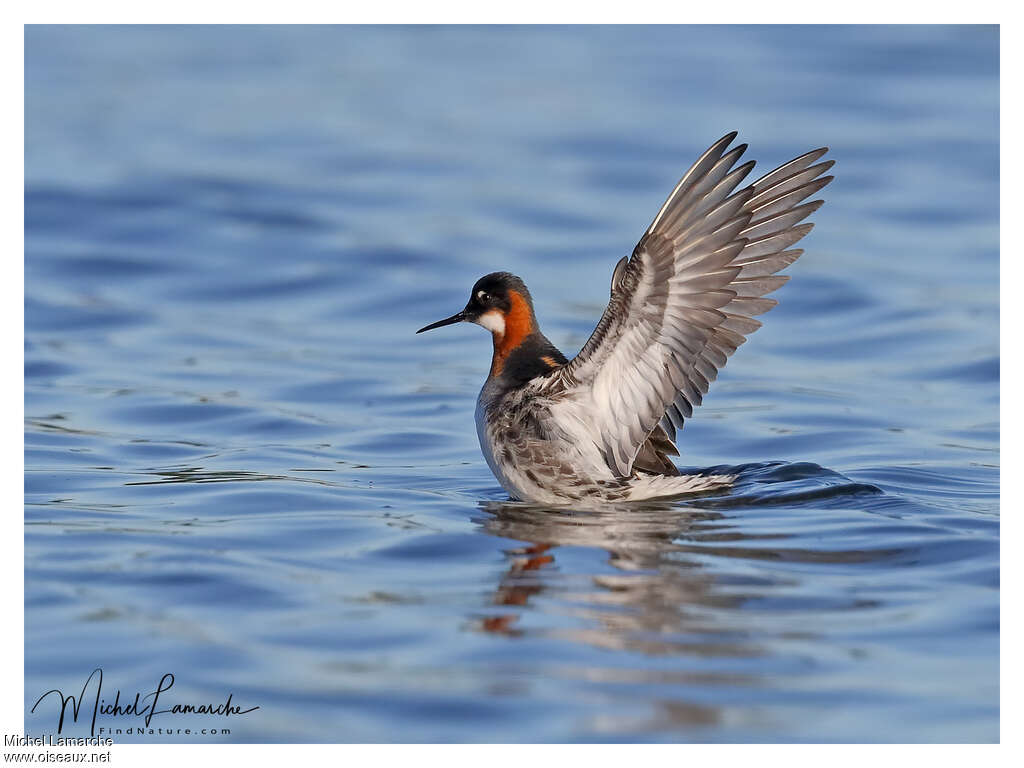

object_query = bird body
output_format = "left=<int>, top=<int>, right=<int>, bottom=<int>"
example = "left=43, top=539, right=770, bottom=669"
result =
left=475, top=369, right=731, bottom=504
left=418, top=133, right=833, bottom=504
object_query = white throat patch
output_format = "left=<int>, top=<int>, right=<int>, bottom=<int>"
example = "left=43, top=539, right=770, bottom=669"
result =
left=475, top=310, right=506, bottom=336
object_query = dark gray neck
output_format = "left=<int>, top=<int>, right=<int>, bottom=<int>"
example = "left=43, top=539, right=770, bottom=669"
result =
left=493, top=332, right=568, bottom=387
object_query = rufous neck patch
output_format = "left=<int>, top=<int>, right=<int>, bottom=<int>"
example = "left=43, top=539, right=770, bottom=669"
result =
left=490, top=289, right=534, bottom=376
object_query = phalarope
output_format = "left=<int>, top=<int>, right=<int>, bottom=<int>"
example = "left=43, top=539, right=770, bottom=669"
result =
left=418, top=133, right=833, bottom=504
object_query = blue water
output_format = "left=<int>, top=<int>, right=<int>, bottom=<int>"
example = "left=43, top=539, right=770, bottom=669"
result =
left=24, top=25, right=998, bottom=742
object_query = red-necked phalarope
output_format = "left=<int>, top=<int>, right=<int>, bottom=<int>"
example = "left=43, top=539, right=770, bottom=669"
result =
left=417, top=132, right=833, bottom=504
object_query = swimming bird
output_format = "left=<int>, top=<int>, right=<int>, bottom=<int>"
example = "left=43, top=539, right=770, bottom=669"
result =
left=417, top=132, right=833, bottom=503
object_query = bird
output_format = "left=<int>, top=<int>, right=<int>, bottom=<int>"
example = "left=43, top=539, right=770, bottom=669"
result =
left=417, top=132, right=833, bottom=504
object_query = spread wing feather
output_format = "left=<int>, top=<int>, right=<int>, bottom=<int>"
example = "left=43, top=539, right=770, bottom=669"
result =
left=540, top=132, right=833, bottom=477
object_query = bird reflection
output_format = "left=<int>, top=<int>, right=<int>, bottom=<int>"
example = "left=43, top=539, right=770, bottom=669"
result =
left=474, top=462, right=890, bottom=654
left=473, top=498, right=770, bottom=732
left=467, top=464, right=894, bottom=733
left=475, top=499, right=761, bottom=657
left=480, top=541, right=554, bottom=635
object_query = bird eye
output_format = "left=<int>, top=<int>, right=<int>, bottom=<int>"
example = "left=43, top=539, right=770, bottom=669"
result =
left=477, top=291, right=490, bottom=302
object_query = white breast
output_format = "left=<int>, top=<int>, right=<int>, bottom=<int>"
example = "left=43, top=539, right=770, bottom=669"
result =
left=474, top=394, right=505, bottom=488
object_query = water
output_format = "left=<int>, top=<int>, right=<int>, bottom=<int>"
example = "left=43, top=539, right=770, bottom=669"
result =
left=24, top=25, right=998, bottom=743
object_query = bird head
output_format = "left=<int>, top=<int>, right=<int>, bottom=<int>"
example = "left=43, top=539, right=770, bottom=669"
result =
left=416, top=272, right=536, bottom=339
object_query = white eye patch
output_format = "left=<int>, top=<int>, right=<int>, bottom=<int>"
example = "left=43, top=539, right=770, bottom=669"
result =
left=475, top=310, right=505, bottom=335
left=477, top=290, right=489, bottom=301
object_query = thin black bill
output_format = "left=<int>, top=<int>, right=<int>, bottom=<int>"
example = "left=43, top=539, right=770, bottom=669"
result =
left=416, top=311, right=466, bottom=334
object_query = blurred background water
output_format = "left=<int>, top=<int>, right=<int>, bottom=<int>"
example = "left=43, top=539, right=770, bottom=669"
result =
left=24, top=25, right=998, bottom=742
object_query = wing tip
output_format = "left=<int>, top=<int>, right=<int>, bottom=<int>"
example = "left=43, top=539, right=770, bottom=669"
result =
left=706, top=131, right=741, bottom=160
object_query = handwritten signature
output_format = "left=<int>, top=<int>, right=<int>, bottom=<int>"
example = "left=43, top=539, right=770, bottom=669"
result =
left=31, top=668, right=259, bottom=736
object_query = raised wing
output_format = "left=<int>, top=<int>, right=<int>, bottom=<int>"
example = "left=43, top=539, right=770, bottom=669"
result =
left=541, top=132, right=833, bottom=477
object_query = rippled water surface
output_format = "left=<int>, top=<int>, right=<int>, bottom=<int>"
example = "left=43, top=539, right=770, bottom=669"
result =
left=25, top=25, right=998, bottom=742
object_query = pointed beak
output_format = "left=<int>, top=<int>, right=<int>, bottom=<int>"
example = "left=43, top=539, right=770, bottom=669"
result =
left=416, top=310, right=467, bottom=334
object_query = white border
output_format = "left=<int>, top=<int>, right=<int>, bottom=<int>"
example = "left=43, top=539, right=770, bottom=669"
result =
left=9, top=9, right=1010, bottom=765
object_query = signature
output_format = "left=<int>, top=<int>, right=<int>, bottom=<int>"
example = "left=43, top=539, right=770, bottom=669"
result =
left=31, top=668, right=259, bottom=736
